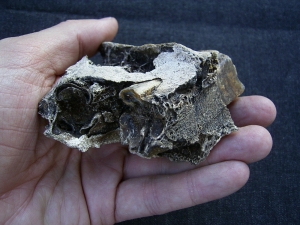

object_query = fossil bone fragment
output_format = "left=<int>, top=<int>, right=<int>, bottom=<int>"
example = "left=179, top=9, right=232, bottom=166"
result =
left=38, top=42, right=244, bottom=164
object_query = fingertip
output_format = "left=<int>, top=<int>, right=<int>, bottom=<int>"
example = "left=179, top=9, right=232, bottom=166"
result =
left=208, top=125, right=273, bottom=165
left=196, top=161, right=250, bottom=201
left=229, top=96, right=277, bottom=127
left=229, top=161, right=250, bottom=189
left=262, top=96, right=277, bottom=127
left=254, top=125, right=273, bottom=160
left=239, top=125, right=273, bottom=162
left=104, top=17, right=119, bottom=31
left=97, top=17, right=119, bottom=42
left=57, top=17, right=119, bottom=57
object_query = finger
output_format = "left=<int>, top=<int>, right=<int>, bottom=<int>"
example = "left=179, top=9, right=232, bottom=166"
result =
left=229, top=95, right=276, bottom=127
left=123, top=125, right=272, bottom=179
left=81, top=143, right=128, bottom=225
left=202, top=125, right=272, bottom=164
left=1, top=17, right=118, bottom=80
left=116, top=161, right=249, bottom=222
left=38, top=18, right=119, bottom=75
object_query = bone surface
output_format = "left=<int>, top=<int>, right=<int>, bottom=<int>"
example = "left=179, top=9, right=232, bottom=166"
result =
left=38, top=42, right=244, bottom=164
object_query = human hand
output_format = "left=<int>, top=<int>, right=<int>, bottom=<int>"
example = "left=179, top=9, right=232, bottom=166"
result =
left=0, top=18, right=276, bottom=224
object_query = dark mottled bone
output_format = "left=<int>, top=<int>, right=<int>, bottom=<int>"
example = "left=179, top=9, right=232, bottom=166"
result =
left=38, top=42, right=244, bottom=164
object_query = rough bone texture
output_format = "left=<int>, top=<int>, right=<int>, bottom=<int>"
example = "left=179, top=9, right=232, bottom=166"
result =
left=38, top=42, right=244, bottom=164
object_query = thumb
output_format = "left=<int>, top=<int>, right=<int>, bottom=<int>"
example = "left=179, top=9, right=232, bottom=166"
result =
left=0, top=17, right=118, bottom=78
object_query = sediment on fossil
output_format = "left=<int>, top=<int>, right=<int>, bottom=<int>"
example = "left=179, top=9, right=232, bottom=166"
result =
left=38, top=42, right=244, bottom=164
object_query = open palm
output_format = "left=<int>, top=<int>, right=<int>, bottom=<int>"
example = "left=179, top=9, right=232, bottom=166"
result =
left=0, top=18, right=276, bottom=225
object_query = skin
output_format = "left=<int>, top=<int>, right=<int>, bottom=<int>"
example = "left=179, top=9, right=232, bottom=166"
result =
left=0, top=18, right=276, bottom=224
